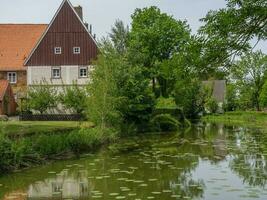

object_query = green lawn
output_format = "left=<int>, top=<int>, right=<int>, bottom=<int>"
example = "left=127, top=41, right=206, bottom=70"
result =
left=202, top=111, right=267, bottom=128
left=0, top=121, right=93, bottom=136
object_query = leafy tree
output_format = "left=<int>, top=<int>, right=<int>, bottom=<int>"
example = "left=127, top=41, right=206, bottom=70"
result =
left=27, top=80, right=58, bottom=114
left=59, top=82, right=88, bottom=115
left=109, top=20, right=129, bottom=55
left=224, top=83, right=238, bottom=111
left=259, top=81, right=267, bottom=108
left=129, top=6, right=191, bottom=95
left=232, top=51, right=267, bottom=110
left=199, top=0, right=267, bottom=66
left=86, top=47, right=123, bottom=134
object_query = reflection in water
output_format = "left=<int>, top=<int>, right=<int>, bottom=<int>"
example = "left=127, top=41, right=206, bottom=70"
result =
left=1, top=123, right=267, bottom=200
left=28, top=170, right=90, bottom=199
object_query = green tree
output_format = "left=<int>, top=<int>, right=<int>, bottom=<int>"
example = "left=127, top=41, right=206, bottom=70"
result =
left=232, top=51, right=267, bottom=111
left=129, top=6, right=191, bottom=95
left=59, top=82, right=88, bottom=115
left=199, top=0, right=267, bottom=66
left=109, top=20, right=129, bottom=55
left=86, top=47, right=123, bottom=134
left=259, top=81, right=267, bottom=108
left=27, top=81, right=58, bottom=114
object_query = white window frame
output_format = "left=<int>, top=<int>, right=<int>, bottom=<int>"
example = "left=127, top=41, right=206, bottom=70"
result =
left=54, top=47, right=62, bottom=54
left=7, top=72, right=17, bottom=84
left=79, top=66, right=88, bottom=78
left=51, top=67, right=61, bottom=79
left=73, top=47, right=81, bottom=54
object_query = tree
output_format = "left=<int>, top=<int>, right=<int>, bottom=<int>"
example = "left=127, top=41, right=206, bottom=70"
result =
left=109, top=20, right=129, bottom=55
left=128, top=6, right=191, bottom=95
left=260, top=81, right=267, bottom=108
left=232, top=51, right=267, bottom=111
left=59, top=82, right=88, bottom=115
left=27, top=80, right=58, bottom=114
left=199, top=0, right=267, bottom=66
left=86, top=45, right=123, bottom=134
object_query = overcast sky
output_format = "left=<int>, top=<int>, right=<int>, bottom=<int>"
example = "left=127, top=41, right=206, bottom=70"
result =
left=0, top=0, right=266, bottom=52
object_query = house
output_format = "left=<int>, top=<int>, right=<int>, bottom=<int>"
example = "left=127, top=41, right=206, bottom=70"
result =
left=0, top=24, right=47, bottom=99
left=203, top=80, right=226, bottom=111
left=0, top=80, right=17, bottom=116
left=0, top=0, right=98, bottom=100
left=25, top=0, right=98, bottom=87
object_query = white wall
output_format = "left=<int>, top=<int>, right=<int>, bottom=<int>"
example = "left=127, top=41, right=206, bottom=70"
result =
left=27, top=65, right=93, bottom=86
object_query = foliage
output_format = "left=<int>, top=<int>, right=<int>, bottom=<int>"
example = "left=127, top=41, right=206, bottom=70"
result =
left=232, top=51, right=267, bottom=110
left=156, top=97, right=177, bottom=109
left=109, top=20, right=129, bottom=55
left=205, top=97, right=219, bottom=114
left=259, top=81, right=267, bottom=108
left=174, top=79, right=205, bottom=119
left=68, top=127, right=117, bottom=154
left=59, top=82, right=88, bottom=115
left=224, top=83, right=238, bottom=111
left=199, top=0, right=267, bottom=66
left=86, top=45, right=124, bottom=134
left=150, top=114, right=180, bottom=132
left=129, top=6, right=191, bottom=96
left=27, top=80, right=58, bottom=114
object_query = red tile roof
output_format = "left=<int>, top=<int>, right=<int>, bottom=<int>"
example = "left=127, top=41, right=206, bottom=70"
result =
left=0, top=80, right=9, bottom=101
left=0, top=24, right=47, bottom=71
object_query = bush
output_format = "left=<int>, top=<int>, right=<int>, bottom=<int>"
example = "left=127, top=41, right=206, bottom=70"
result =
left=67, top=128, right=105, bottom=155
left=205, top=97, right=218, bottom=114
left=150, top=114, right=180, bottom=132
left=33, top=134, right=69, bottom=156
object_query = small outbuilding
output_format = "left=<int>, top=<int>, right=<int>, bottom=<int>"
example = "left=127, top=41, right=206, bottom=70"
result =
left=0, top=80, right=17, bottom=116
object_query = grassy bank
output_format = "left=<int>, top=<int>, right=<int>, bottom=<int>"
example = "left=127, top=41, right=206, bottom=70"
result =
left=0, top=121, right=93, bottom=136
left=202, top=111, right=267, bottom=128
left=0, top=121, right=112, bottom=174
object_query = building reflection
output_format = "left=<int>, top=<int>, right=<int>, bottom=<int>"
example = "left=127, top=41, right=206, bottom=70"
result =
left=27, top=169, right=90, bottom=199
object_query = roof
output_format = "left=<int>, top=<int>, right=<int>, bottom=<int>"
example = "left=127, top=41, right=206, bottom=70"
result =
left=0, top=24, right=47, bottom=71
left=25, top=0, right=98, bottom=65
left=202, top=80, right=226, bottom=103
left=0, top=80, right=9, bottom=101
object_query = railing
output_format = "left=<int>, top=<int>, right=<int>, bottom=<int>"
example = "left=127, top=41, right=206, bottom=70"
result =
left=19, top=114, right=83, bottom=121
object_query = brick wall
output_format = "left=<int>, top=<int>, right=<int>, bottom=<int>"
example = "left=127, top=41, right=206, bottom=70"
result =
left=0, top=71, right=27, bottom=99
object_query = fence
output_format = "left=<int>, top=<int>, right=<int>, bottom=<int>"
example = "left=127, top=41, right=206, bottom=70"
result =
left=19, top=114, right=83, bottom=121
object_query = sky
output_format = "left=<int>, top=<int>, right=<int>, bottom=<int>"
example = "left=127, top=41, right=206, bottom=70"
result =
left=0, top=0, right=266, bottom=52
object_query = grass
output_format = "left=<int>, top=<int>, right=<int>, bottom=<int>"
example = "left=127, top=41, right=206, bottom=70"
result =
left=202, top=111, right=267, bottom=128
left=0, top=121, right=93, bottom=136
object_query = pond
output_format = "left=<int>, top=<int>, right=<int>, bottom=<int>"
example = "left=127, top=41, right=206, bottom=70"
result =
left=1, top=123, right=267, bottom=200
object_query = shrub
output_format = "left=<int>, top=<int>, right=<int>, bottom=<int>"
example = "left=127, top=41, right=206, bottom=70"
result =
left=59, top=83, right=88, bottom=116
left=33, top=134, right=69, bottom=156
left=150, top=114, right=180, bottom=132
left=205, top=97, right=218, bottom=114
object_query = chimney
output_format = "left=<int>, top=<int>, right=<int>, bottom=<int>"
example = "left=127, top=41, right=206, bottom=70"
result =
left=84, top=22, right=89, bottom=29
left=74, top=6, right=83, bottom=21
left=89, top=24, right=92, bottom=34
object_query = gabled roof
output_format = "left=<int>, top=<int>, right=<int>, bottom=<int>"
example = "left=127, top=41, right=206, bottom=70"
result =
left=24, top=0, right=98, bottom=66
left=0, top=80, right=9, bottom=101
left=0, top=24, right=47, bottom=71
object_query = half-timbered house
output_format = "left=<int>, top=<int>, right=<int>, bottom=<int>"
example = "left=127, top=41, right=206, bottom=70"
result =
left=25, top=0, right=98, bottom=87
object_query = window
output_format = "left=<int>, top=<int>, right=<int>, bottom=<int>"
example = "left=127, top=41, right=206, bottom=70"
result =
left=52, top=67, right=61, bottom=79
left=79, top=66, right=88, bottom=78
left=54, top=47, right=62, bottom=54
left=73, top=47, right=80, bottom=54
left=7, top=72, right=17, bottom=84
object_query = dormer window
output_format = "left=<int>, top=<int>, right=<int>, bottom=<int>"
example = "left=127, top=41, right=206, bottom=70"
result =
left=54, top=47, right=62, bottom=54
left=73, top=47, right=80, bottom=54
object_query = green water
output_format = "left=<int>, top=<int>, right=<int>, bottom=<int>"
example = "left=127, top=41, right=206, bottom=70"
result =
left=1, top=123, right=267, bottom=200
